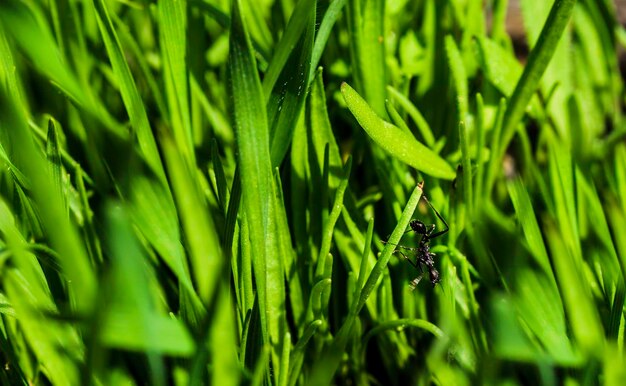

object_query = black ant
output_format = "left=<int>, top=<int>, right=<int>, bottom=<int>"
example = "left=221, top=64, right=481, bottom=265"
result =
left=384, top=195, right=449, bottom=289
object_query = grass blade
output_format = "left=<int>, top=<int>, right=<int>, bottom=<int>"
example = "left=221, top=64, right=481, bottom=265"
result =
left=342, top=82, right=455, bottom=179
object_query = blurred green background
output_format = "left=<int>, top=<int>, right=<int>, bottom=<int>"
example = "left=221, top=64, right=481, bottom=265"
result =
left=0, top=0, right=625, bottom=384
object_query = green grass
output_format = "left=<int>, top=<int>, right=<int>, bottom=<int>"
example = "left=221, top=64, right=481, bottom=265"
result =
left=0, top=0, right=625, bottom=384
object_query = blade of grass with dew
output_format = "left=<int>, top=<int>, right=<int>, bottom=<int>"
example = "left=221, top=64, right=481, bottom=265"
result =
left=159, top=0, right=194, bottom=166
left=228, top=0, right=287, bottom=381
left=262, top=0, right=315, bottom=97
left=267, top=1, right=315, bottom=167
left=92, top=0, right=165, bottom=181
left=498, top=0, right=576, bottom=158
left=342, top=82, right=455, bottom=179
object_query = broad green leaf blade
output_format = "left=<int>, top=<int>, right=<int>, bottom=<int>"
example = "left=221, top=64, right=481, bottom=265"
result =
left=228, top=0, right=286, bottom=382
left=341, top=82, right=455, bottom=179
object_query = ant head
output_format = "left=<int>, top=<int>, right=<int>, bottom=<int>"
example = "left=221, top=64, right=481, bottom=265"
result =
left=409, top=220, right=427, bottom=235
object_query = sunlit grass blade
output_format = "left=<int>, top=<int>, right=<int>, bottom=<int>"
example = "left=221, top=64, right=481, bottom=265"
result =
left=342, top=82, right=455, bottom=179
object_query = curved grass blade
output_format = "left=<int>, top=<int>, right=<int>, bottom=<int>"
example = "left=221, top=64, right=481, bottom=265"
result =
left=341, top=82, right=455, bottom=179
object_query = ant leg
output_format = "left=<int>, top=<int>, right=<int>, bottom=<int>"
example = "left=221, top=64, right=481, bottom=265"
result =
left=382, top=241, right=419, bottom=252
left=409, top=274, right=424, bottom=291
left=390, top=250, right=419, bottom=269
left=382, top=226, right=417, bottom=243
left=422, top=195, right=449, bottom=238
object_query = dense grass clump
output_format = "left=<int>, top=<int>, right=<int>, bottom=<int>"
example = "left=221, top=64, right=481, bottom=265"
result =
left=0, top=0, right=625, bottom=384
